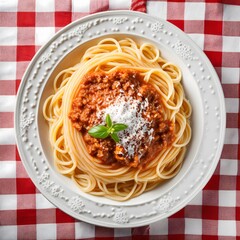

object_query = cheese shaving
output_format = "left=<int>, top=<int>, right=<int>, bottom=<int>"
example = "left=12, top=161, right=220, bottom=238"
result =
left=97, top=95, right=154, bottom=159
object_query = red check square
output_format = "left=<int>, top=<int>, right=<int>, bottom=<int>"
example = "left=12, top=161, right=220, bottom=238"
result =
left=168, top=20, right=184, bottom=31
left=17, top=178, right=36, bottom=194
left=17, top=12, right=35, bottom=27
left=205, top=20, right=222, bottom=35
left=17, top=46, right=36, bottom=61
left=17, top=209, right=36, bottom=225
left=56, top=209, right=75, bottom=223
left=170, top=208, right=185, bottom=218
left=204, top=175, right=220, bottom=190
left=202, top=206, right=218, bottom=220
left=55, top=12, right=71, bottom=27
left=204, top=51, right=222, bottom=67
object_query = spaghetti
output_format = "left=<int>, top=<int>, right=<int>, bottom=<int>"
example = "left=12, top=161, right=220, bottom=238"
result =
left=43, top=38, right=192, bottom=201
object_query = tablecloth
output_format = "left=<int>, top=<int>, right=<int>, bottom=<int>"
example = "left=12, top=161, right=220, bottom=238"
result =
left=0, top=0, right=239, bottom=239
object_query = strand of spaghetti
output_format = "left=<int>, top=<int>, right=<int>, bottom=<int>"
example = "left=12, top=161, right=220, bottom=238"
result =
left=140, top=43, right=160, bottom=63
left=156, top=148, right=183, bottom=179
left=53, top=68, right=76, bottom=91
left=162, top=62, right=182, bottom=83
left=144, top=68, right=174, bottom=100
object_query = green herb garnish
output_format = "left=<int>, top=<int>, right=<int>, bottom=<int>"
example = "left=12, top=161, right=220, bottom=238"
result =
left=88, top=114, right=128, bottom=143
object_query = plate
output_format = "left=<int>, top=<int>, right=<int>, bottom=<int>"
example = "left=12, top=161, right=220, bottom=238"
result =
left=15, top=10, right=225, bottom=228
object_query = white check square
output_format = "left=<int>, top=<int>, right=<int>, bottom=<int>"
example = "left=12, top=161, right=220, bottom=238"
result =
left=222, top=67, right=240, bottom=84
left=75, top=221, right=95, bottom=238
left=0, top=96, right=16, bottom=112
left=35, top=27, right=55, bottom=46
left=189, top=191, right=202, bottom=205
left=109, top=0, right=131, bottom=9
left=225, top=98, right=239, bottom=113
left=37, top=224, right=56, bottom=240
left=224, top=128, right=238, bottom=145
left=0, top=226, right=17, bottom=240
left=223, top=36, right=240, bottom=52
left=185, top=3, right=205, bottom=20
left=223, top=5, right=240, bottom=21
left=0, top=161, right=16, bottom=178
left=218, top=220, right=236, bottom=236
left=0, top=129, right=15, bottom=145
left=147, top=1, right=167, bottom=20
left=36, top=0, right=55, bottom=12
left=36, top=193, right=56, bottom=209
left=0, top=27, right=17, bottom=46
left=72, top=0, right=90, bottom=12
left=0, top=62, right=16, bottom=80
left=0, top=194, right=17, bottom=210
left=0, top=0, right=18, bottom=12
left=220, top=159, right=238, bottom=176
left=185, top=218, right=202, bottom=235
left=187, top=34, right=204, bottom=50
left=219, top=190, right=236, bottom=207
left=114, top=228, right=132, bottom=237
left=150, top=218, right=168, bottom=235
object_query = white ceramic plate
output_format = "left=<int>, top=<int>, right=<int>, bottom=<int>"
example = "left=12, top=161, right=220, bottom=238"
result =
left=15, top=11, right=225, bottom=228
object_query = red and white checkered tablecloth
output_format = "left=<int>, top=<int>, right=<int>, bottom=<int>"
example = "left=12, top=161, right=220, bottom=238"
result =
left=0, top=0, right=239, bottom=239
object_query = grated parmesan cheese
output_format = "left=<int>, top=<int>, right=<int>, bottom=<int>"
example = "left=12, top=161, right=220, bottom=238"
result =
left=97, top=94, right=154, bottom=159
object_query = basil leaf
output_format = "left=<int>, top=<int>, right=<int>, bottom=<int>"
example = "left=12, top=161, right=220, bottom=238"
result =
left=88, top=125, right=109, bottom=139
left=105, top=114, right=112, bottom=128
left=112, top=123, right=128, bottom=132
left=87, top=114, right=128, bottom=142
left=111, top=132, right=120, bottom=143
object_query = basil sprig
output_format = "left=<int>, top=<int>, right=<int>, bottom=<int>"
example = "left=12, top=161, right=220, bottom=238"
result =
left=88, top=114, right=128, bottom=143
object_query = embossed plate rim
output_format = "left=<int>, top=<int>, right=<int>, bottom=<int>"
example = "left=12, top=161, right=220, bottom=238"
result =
left=15, top=10, right=226, bottom=228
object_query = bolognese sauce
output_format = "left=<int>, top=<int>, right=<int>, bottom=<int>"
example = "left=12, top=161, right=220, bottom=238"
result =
left=69, top=69, right=175, bottom=168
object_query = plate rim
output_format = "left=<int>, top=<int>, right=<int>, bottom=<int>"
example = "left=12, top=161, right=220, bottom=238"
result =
left=15, top=10, right=226, bottom=228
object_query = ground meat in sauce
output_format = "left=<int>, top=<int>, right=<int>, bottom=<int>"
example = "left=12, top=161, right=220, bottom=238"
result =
left=68, top=69, right=175, bottom=168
